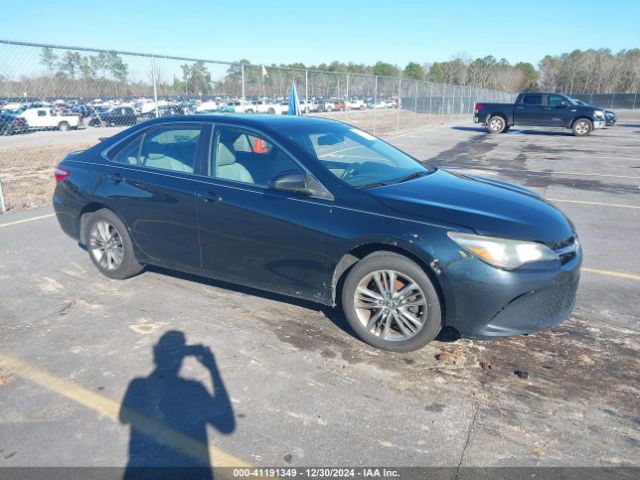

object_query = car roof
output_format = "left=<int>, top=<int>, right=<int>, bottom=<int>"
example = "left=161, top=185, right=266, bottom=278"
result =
left=142, top=114, right=344, bottom=129
left=520, top=92, right=569, bottom=96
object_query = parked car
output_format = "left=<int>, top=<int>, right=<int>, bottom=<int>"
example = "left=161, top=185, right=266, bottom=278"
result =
left=0, top=113, right=29, bottom=135
left=369, top=99, right=391, bottom=109
left=65, top=104, right=93, bottom=118
left=245, top=99, right=281, bottom=114
left=53, top=115, right=581, bottom=352
left=333, top=99, right=346, bottom=111
left=347, top=99, right=366, bottom=110
left=316, top=99, right=335, bottom=112
left=474, top=92, right=606, bottom=136
left=572, top=99, right=616, bottom=126
left=21, top=108, right=80, bottom=131
left=196, top=101, right=219, bottom=113
left=299, top=99, right=319, bottom=113
left=89, top=106, right=138, bottom=127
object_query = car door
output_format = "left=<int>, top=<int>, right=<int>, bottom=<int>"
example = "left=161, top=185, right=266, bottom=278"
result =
left=514, top=93, right=546, bottom=126
left=195, top=124, right=333, bottom=300
left=100, top=122, right=207, bottom=270
left=545, top=94, right=573, bottom=127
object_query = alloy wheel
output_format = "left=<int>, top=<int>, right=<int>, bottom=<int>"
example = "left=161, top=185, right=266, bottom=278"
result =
left=89, top=220, right=124, bottom=271
left=354, top=270, right=428, bottom=341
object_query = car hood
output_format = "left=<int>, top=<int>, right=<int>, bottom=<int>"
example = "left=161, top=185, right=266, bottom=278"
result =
left=368, top=169, right=573, bottom=243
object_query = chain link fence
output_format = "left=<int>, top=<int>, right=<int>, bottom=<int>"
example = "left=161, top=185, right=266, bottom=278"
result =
left=571, top=93, right=638, bottom=110
left=0, top=39, right=516, bottom=212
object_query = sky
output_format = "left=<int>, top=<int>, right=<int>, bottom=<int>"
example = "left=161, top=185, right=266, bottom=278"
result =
left=1, top=0, right=638, bottom=68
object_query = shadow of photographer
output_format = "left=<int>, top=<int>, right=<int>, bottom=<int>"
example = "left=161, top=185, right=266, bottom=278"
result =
left=119, top=330, right=235, bottom=480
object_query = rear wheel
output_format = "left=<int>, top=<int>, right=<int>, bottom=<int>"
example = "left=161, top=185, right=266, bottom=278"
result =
left=487, top=116, right=506, bottom=133
left=85, top=209, right=143, bottom=279
left=341, top=252, right=442, bottom=352
left=58, top=121, right=70, bottom=131
left=572, top=118, right=593, bottom=136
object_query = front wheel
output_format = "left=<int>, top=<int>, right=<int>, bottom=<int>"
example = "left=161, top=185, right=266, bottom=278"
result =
left=487, top=116, right=506, bottom=133
left=341, top=252, right=442, bottom=352
left=572, top=118, right=593, bottom=136
left=85, top=209, right=143, bottom=279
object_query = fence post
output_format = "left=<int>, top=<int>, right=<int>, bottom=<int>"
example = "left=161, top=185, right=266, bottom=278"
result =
left=151, top=56, right=159, bottom=118
left=450, top=85, right=456, bottom=123
left=429, top=83, right=433, bottom=122
left=396, top=74, right=401, bottom=130
left=373, top=75, right=378, bottom=135
left=345, top=73, right=349, bottom=121
left=633, top=92, right=637, bottom=110
left=241, top=64, right=245, bottom=110
left=610, top=92, right=614, bottom=109
left=0, top=178, right=6, bottom=213
left=413, top=80, right=418, bottom=127
left=305, top=69, right=308, bottom=116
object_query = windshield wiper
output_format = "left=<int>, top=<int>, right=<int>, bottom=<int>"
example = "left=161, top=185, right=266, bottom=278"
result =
left=356, top=170, right=430, bottom=190
left=395, top=170, right=429, bottom=183
left=356, top=180, right=390, bottom=189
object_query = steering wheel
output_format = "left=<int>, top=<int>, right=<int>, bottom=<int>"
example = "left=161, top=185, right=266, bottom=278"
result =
left=341, top=162, right=362, bottom=181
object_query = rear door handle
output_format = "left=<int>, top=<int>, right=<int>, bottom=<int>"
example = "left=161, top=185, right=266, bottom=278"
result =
left=197, top=191, right=220, bottom=203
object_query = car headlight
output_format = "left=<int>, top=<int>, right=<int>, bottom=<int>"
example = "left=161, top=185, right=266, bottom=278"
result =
left=447, top=232, right=558, bottom=270
left=594, top=110, right=604, bottom=117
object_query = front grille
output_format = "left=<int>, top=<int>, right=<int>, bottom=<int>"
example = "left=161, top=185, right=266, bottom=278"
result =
left=548, top=235, right=579, bottom=265
left=541, top=277, right=577, bottom=320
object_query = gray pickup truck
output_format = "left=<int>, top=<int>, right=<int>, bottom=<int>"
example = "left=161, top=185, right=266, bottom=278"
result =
left=473, top=92, right=606, bottom=136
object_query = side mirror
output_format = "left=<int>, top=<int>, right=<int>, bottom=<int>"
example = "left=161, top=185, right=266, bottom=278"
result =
left=268, top=170, right=312, bottom=195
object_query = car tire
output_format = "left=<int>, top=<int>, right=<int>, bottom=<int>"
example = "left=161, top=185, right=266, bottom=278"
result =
left=85, top=209, right=143, bottom=280
left=341, top=252, right=442, bottom=352
left=572, top=118, right=593, bottom=136
left=58, top=121, right=70, bottom=132
left=487, top=116, right=506, bottom=133
left=267, top=108, right=275, bottom=114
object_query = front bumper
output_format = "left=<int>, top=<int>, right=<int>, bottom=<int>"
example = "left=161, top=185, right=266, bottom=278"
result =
left=593, top=120, right=606, bottom=129
left=440, top=243, right=582, bottom=339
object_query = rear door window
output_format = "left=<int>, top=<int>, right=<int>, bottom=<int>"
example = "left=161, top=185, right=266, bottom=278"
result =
left=110, top=125, right=202, bottom=173
left=523, top=94, right=543, bottom=105
left=139, top=126, right=202, bottom=173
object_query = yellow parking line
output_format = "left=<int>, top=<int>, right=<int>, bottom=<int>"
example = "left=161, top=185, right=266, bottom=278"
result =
left=583, top=268, right=640, bottom=282
left=0, top=213, right=55, bottom=228
left=547, top=199, right=640, bottom=210
left=0, top=351, right=250, bottom=468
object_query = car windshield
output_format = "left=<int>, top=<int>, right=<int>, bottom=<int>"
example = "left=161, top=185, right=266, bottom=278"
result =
left=282, top=123, right=434, bottom=188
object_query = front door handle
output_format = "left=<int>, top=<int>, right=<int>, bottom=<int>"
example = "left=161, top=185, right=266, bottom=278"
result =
left=197, top=191, right=220, bottom=203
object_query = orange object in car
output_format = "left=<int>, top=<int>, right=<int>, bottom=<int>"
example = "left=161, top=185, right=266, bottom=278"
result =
left=253, top=137, right=266, bottom=153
